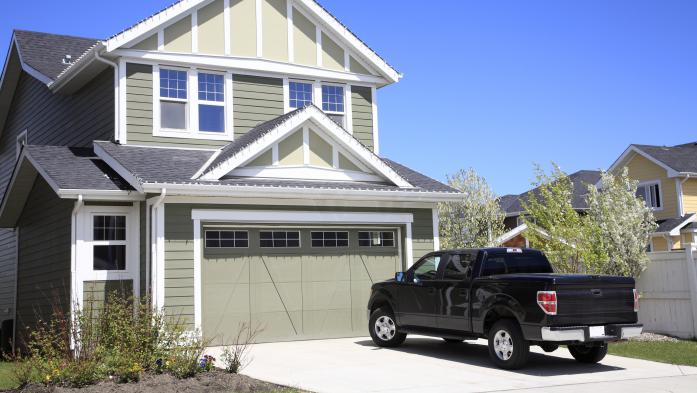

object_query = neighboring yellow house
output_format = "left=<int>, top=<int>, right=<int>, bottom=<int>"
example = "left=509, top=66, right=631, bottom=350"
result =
left=608, top=142, right=697, bottom=251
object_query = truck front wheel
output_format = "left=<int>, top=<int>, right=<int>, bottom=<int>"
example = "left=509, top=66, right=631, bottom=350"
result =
left=568, top=343, right=608, bottom=363
left=369, top=307, right=406, bottom=347
left=487, top=319, right=530, bottom=369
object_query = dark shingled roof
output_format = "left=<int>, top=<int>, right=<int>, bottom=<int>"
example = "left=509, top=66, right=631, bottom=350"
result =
left=13, top=30, right=100, bottom=81
left=634, top=142, right=697, bottom=174
left=95, top=141, right=458, bottom=194
left=25, top=145, right=133, bottom=191
left=498, top=194, right=519, bottom=212
left=655, top=214, right=696, bottom=234
left=203, top=107, right=305, bottom=175
left=502, top=170, right=602, bottom=215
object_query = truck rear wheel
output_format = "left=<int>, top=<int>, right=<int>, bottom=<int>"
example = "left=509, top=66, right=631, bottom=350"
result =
left=369, top=307, right=406, bottom=348
left=568, top=343, right=608, bottom=363
left=487, top=319, right=530, bottom=369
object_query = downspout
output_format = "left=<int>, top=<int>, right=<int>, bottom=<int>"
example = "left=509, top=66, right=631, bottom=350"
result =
left=148, top=189, right=166, bottom=309
left=93, top=51, right=120, bottom=143
left=69, top=195, right=83, bottom=350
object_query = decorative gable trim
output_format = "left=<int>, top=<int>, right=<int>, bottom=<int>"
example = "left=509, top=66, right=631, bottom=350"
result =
left=197, top=105, right=413, bottom=187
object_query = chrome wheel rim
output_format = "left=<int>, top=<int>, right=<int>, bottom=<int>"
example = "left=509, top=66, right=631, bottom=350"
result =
left=374, top=315, right=396, bottom=341
left=493, top=330, right=514, bottom=361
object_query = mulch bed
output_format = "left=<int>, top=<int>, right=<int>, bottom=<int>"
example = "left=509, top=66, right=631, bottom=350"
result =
left=7, top=371, right=295, bottom=393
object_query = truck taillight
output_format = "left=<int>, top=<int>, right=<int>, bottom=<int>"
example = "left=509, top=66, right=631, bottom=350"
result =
left=633, top=289, right=639, bottom=312
left=537, top=291, right=557, bottom=315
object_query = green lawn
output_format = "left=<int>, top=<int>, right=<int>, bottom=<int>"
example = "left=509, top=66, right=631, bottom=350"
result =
left=609, top=340, right=697, bottom=367
left=0, top=362, right=17, bottom=390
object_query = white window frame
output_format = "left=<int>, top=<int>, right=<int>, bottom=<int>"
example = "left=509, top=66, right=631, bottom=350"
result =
left=358, top=230, right=395, bottom=248
left=204, top=230, right=249, bottom=249
left=310, top=231, right=349, bottom=248
left=320, top=82, right=347, bottom=128
left=16, top=129, right=27, bottom=160
left=287, top=79, right=314, bottom=110
left=637, top=180, right=663, bottom=211
left=153, top=64, right=234, bottom=141
left=259, top=230, right=301, bottom=248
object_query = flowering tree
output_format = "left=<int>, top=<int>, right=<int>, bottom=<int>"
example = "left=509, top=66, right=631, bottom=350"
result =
left=585, top=168, right=657, bottom=277
left=438, top=168, right=505, bottom=248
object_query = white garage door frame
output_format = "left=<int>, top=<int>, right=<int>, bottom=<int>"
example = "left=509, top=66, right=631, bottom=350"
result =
left=190, top=209, right=414, bottom=332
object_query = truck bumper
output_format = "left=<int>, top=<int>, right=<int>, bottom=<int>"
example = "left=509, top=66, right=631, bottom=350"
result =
left=540, top=323, right=643, bottom=343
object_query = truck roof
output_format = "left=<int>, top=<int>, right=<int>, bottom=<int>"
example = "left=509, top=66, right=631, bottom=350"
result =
left=440, top=247, right=543, bottom=254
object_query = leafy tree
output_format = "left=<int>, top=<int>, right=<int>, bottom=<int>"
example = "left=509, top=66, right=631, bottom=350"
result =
left=438, top=168, right=505, bottom=248
left=520, top=164, right=596, bottom=273
left=585, top=168, right=657, bottom=277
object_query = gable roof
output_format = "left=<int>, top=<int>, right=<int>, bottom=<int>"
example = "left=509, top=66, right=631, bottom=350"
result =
left=653, top=213, right=697, bottom=236
left=195, top=105, right=413, bottom=188
left=607, top=141, right=697, bottom=178
left=93, top=140, right=460, bottom=200
left=501, top=170, right=602, bottom=216
left=13, top=30, right=100, bottom=83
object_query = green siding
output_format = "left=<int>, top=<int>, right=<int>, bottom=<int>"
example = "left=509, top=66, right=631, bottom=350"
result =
left=351, top=86, right=374, bottom=151
left=15, top=177, right=73, bottom=345
left=233, top=75, right=284, bottom=138
left=125, top=64, right=284, bottom=148
left=83, top=280, right=134, bottom=313
left=163, top=203, right=435, bottom=329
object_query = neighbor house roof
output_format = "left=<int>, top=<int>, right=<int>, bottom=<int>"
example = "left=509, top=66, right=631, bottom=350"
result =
left=653, top=213, right=697, bottom=236
left=501, top=170, right=602, bottom=216
left=633, top=142, right=697, bottom=174
left=13, top=30, right=100, bottom=82
left=93, top=141, right=459, bottom=197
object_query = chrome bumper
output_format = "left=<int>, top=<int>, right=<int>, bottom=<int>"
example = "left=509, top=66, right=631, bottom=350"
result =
left=541, top=324, right=643, bottom=342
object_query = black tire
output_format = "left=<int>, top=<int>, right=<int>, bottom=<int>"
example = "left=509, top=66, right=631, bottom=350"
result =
left=442, top=338, right=464, bottom=343
left=487, top=319, right=530, bottom=369
left=568, top=343, right=608, bottom=363
left=369, top=307, right=406, bottom=347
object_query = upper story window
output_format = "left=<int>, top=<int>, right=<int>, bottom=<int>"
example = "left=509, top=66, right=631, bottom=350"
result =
left=636, top=181, right=662, bottom=209
left=322, top=84, right=345, bottom=126
left=159, top=68, right=188, bottom=130
left=198, top=72, right=225, bottom=133
left=289, top=81, right=313, bottom=109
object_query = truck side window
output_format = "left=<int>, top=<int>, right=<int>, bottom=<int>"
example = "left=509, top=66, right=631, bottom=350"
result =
left=443, top=254, right=473, bottom=280
left=413, top=255, right=441, bottom=281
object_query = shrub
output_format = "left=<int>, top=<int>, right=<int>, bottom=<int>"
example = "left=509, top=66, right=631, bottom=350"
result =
left=220, top=323, right=263, bottom=374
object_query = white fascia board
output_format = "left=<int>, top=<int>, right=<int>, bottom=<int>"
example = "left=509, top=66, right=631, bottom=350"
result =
left=165, top=195, right=436, bottom=209
left=93, top=143, right=144, bottom=192
left=199, top=105, right=412, bottom=188
left=48, top=43, right=103, bottom=92
left=191, top=209, right=414, bottom=224
left=11, top=35, right=54, bottom=85
left=228, top=166, right=386, bottom=183
left=112, top=50, right=388, bottom=85
left=57, top=190, right=145, bottom=201
left=495, top=223, right=528, bottom=245
left=668, top=214, right=697, bottom=236
left=142, top=182, right=462, bottom=202
left=293, top=0, right=400, bottom=83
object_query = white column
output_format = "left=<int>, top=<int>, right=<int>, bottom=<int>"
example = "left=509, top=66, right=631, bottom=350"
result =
left=432, top=207, right=440, bottom=251
left=193, top=219, right=202, bottom=332
left=405, top=222, right=414, bottom=268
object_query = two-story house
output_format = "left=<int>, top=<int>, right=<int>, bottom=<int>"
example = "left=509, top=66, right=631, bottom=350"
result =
left=607, top=142, right=697, bottom=252
left=0, top=0, right=460, bottom=349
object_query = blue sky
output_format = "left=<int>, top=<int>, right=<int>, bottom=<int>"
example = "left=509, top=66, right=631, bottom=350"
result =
left=2, top=0, right=696, bottom=195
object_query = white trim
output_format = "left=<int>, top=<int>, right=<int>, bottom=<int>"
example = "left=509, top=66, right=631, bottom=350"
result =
left=606, top=145, right=680, bottom=179
left=255, top=0, right=262, bottom=57
left=157, top=30, right=165, bottom=51
left=637, top=179, right=664, bottom=212
left=117, top=58, right=128, bottom=144
left=287, top=0, right=294, bottom=63
left=405, top=222, right=414, bottom=267
left=312, top=80, right=322, bottom=107
left=677, top=178, right=685, bottom=217
left=345, top=84, right=353, bottom=134
left=119, top=49, right=387, bottom=86
left=93, top=143, right=144, bottom=192
left=191, top=209, right=413, bottom=224
left=272, top=144, right=279, bottom=165
left=495, top=223, right=528, bottom=245
left=228, top=165, right=385, bottom=182
left=153, top=200, right=166, bottom=309
left=302, top=126, right=310, bottom=165
left=193, top=218, right=202, bottom=330
left=225, top=71, right=234, bottom=137
left=282, top=77, right=291, bottom=113
left=191, top=7, right=199, bottom=54
left=315, top=25, right=322, bottom=67
left=223, top=0, right=231, bottom=56
left=432, top=207, right=440, bottom=251
left=371, top=86, right=379, bottom=154
left=15, top=129, right=27, bottom=160
left=196, top=105, right=412, bottom=187
left=168, top=195, right=437, bottom=209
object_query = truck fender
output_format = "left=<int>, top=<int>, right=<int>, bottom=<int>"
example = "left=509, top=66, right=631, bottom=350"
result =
left=475, top=293, right=526, bottom=335
left=367, top=289, right=398, bottom=322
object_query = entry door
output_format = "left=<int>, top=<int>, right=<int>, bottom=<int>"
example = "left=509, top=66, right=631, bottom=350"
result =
left=395, top=254, right=442, bottom=329
left=437, top=252, right=476, bottom=331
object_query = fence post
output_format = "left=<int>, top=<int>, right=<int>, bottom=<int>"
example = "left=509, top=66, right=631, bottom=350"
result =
left=686, top=247, right=697, bottom=338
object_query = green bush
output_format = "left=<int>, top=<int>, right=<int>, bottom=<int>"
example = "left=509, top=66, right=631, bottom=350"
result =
left=13, top=293, right=209, bottom=387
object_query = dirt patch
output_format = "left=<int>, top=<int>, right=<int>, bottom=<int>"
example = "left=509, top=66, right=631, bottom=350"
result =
left=7, top=371, right=297, bottom=393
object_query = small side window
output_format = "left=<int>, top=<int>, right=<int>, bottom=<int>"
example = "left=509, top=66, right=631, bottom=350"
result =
left=443, top=254, right=474, bottom=280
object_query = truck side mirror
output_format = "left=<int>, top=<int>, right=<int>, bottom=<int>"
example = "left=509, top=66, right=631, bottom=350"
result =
left=395, top=272, right=405, bottom=282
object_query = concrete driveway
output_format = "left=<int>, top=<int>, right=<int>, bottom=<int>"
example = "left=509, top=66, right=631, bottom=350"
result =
left=208, top=336, right=697, bottom=393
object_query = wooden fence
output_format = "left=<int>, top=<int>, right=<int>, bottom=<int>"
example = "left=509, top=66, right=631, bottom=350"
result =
left=637, top=248, right=697, bottom=339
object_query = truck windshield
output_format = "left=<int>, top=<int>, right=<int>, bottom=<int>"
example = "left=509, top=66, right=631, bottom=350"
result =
left=480, top=252, right=554, bottom=276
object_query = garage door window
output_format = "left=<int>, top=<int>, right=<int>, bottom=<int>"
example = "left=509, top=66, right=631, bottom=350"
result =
left=311, top=231, right=349, bottom=248
left=358, top=231, right=395, bottom=247
left=205, top=230, right=248, bottom=248
left=260, top=231, right=300, bottom=248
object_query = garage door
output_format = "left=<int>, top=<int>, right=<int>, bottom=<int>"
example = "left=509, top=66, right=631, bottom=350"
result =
left=202, top=227, right=401, bottom=344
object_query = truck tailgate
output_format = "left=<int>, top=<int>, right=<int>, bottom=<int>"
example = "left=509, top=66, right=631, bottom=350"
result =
left=552, top=278, right=637, bottom=326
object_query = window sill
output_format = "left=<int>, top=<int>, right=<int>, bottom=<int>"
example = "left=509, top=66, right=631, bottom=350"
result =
left=154, top=128, right=234, bottom=141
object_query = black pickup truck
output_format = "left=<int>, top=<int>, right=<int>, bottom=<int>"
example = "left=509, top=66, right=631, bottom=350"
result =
left=367, top=248, right=642, bottom=369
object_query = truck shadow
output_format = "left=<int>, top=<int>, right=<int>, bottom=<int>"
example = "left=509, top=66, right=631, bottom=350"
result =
left=354, top=338, right=624, bottom=376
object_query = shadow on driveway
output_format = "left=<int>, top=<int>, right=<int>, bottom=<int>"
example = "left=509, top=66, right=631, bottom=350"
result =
left=354, top=338, right=623, bottom=376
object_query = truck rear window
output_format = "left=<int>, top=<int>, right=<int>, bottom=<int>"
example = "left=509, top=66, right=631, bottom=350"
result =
left=480, top=253, right=553, bottom=276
